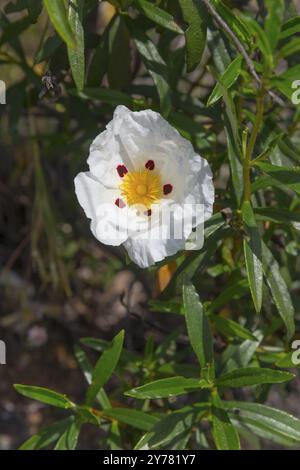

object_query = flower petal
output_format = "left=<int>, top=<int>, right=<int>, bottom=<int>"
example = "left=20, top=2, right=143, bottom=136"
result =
left=74, top=172, right=129, bottom=246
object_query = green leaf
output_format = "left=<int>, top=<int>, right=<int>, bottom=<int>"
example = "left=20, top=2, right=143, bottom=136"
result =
left=86, top=330, right=124, bottom=405
left=262, top=242, right=295, bottom=340
left=280, top=16, right=300, bottom=40
left=244, top=16, right=273, bottom=68
left=74, top=346, right=111, bottom=410
left=276, top=37, right=300, bottom=60
left=144, top=404, right=209, bottom=449
left=125, top=17, right=171, bottom=116
left=19, top=417, right=75, bottom=450
left=179, top=0, right=208, bottom=72
left=54, top=420, right=81, bottom=450
left=209, top=278, right=249, bottom=313
left=254, top=207, right=300, bottom=225
left=220, top=334, right=262, bottom=374
left=160, top=220, right=229, bottom=300
left=242, top=201, right=263, bottom=313
left=43, top=0, right=76, bottom=49
left=125, top=376, right=206, bottom=399
left=207, top=55, right=243, bottom=106
left=182, top=281, right=214, bottom=368
left=107, top=16, right=131, bottom=90
left=67, top=0, right=85, bottom=91
left=271, top=64, right=300, bottom=100
left=219, top=76, right=243, bottom=205
left=136, top=0, right=183, bottom=34
left=264, top=0, right=284, bottom=51
left=34, top=34, right=61, bottom=64
left=224, top=401, right=300, bottom=445
left=103, top=408, right=159, bottom=432
left=217, top=367, right=294, bottom=388
left=212, top=0, right=252, bottom=48
left=87, top=17, right=112, bottom=86
left=211, top=315, right=257, bottom=342
left=255, top=161, right=300, bottom=195
left=211, top=392, right=240, bottom=450
left=14, top=384, right=74, bottom=409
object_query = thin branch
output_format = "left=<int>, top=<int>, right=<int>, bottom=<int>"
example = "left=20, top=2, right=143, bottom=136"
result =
left=202, top=0, right=284, bottom=106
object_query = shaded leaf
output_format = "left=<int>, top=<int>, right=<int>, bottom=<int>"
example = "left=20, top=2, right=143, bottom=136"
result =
left=211, top=392, right=240, bottom=450
left=207, top=55, right=243, bottom=106
left=125, top=376, right=207, bottom=399
left=43, top=0, right=76, bottom=48
left=14, top=384, right=74, bottom=409
left=86, top=330, right=124, bottom=405
left=68, top=0, right=85, bottom=91
left=262, top=242, right=295, bottom=340
left=103, top=408, right=159, bottom=432
left=217, top=367, right=294, bottom=388
left=179, top=0, right=208, bottom=72
left=242, top=201, right=263, bottom=313
left=136, top=0, right=183, bottom=34
left=183, top=281, right=214, bottom=368
left=125, top=17, right=171, bottom=115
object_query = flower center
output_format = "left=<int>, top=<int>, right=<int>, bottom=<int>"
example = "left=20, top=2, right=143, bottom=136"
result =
left=120, top=169, right=162, bottom=209
left=136, top=184, right=147, bottom=196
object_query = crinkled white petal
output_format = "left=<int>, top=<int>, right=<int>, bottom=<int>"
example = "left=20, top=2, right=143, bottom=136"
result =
left=123, top=234, right=185, bottom=269
left=74, top=172, right=129, bottom=246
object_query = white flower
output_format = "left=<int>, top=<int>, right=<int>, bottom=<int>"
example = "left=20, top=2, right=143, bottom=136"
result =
left=74, top=105, right=214, bottom=268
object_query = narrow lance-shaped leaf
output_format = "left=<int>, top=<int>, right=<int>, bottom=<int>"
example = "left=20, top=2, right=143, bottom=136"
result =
left=207, top=55, right=243, bottom=106
left=103, top=408, right=159, bottom=432
left=14, top=384, right=74, bottom=409
left=43, top=0, right=76, bottom=48
left=222, top=80, right=244, bottom=205
left=224, top=401, right=300, bottom=445
left=212, top=0, right=252, bottom=48
left=19, top=417, right=75, bottom=450
left=136, top=0, right=183, bottom=34
left=183, top=281, right=214, bottom=369
left=74, top=345, right=111, bottom=410
left=125, top=376, right=207, bottom=399
left=107, top=16, right=131, bottom=90
left=179, top=0, right=208, bottom=72
left=262, top=242, right=295, bottom=341
left=211, top=391, right=240, bottom=450
left=264, top=0, right=284, bottom=51
left=211, top=315, right=257, bottom=342
left=209, top=278, right=249, bottom=313
left=142, top=404, right=209, bottom=449
left=280, top=16, right=300, bottom=40
left=54, top=420, right=81, bottom=450
left=86, top=330, right=124, bottom=405
left=217, top=367, right=294, bottom=388
left=255, top=161, right=300, bottom=195
left=68, top=0, right=85, bottom=91
left=242, top=201, right=263, bottom=313
left=125, top=17, right=171, bottom=116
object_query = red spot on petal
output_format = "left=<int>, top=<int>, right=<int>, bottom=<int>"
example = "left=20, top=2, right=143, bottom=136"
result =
left=163, top=184, right=173, bottom=195
left=145, top=209, right=152, bottom=217
left=117, top=164, right=128, bottom=177
left=115, top=198, right=126, bottom=208
left=145, top=160, right=155, bottom=170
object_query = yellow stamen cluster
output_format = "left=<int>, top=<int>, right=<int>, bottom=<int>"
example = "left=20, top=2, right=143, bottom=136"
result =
left=120, top=169, right=162, bottom=209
